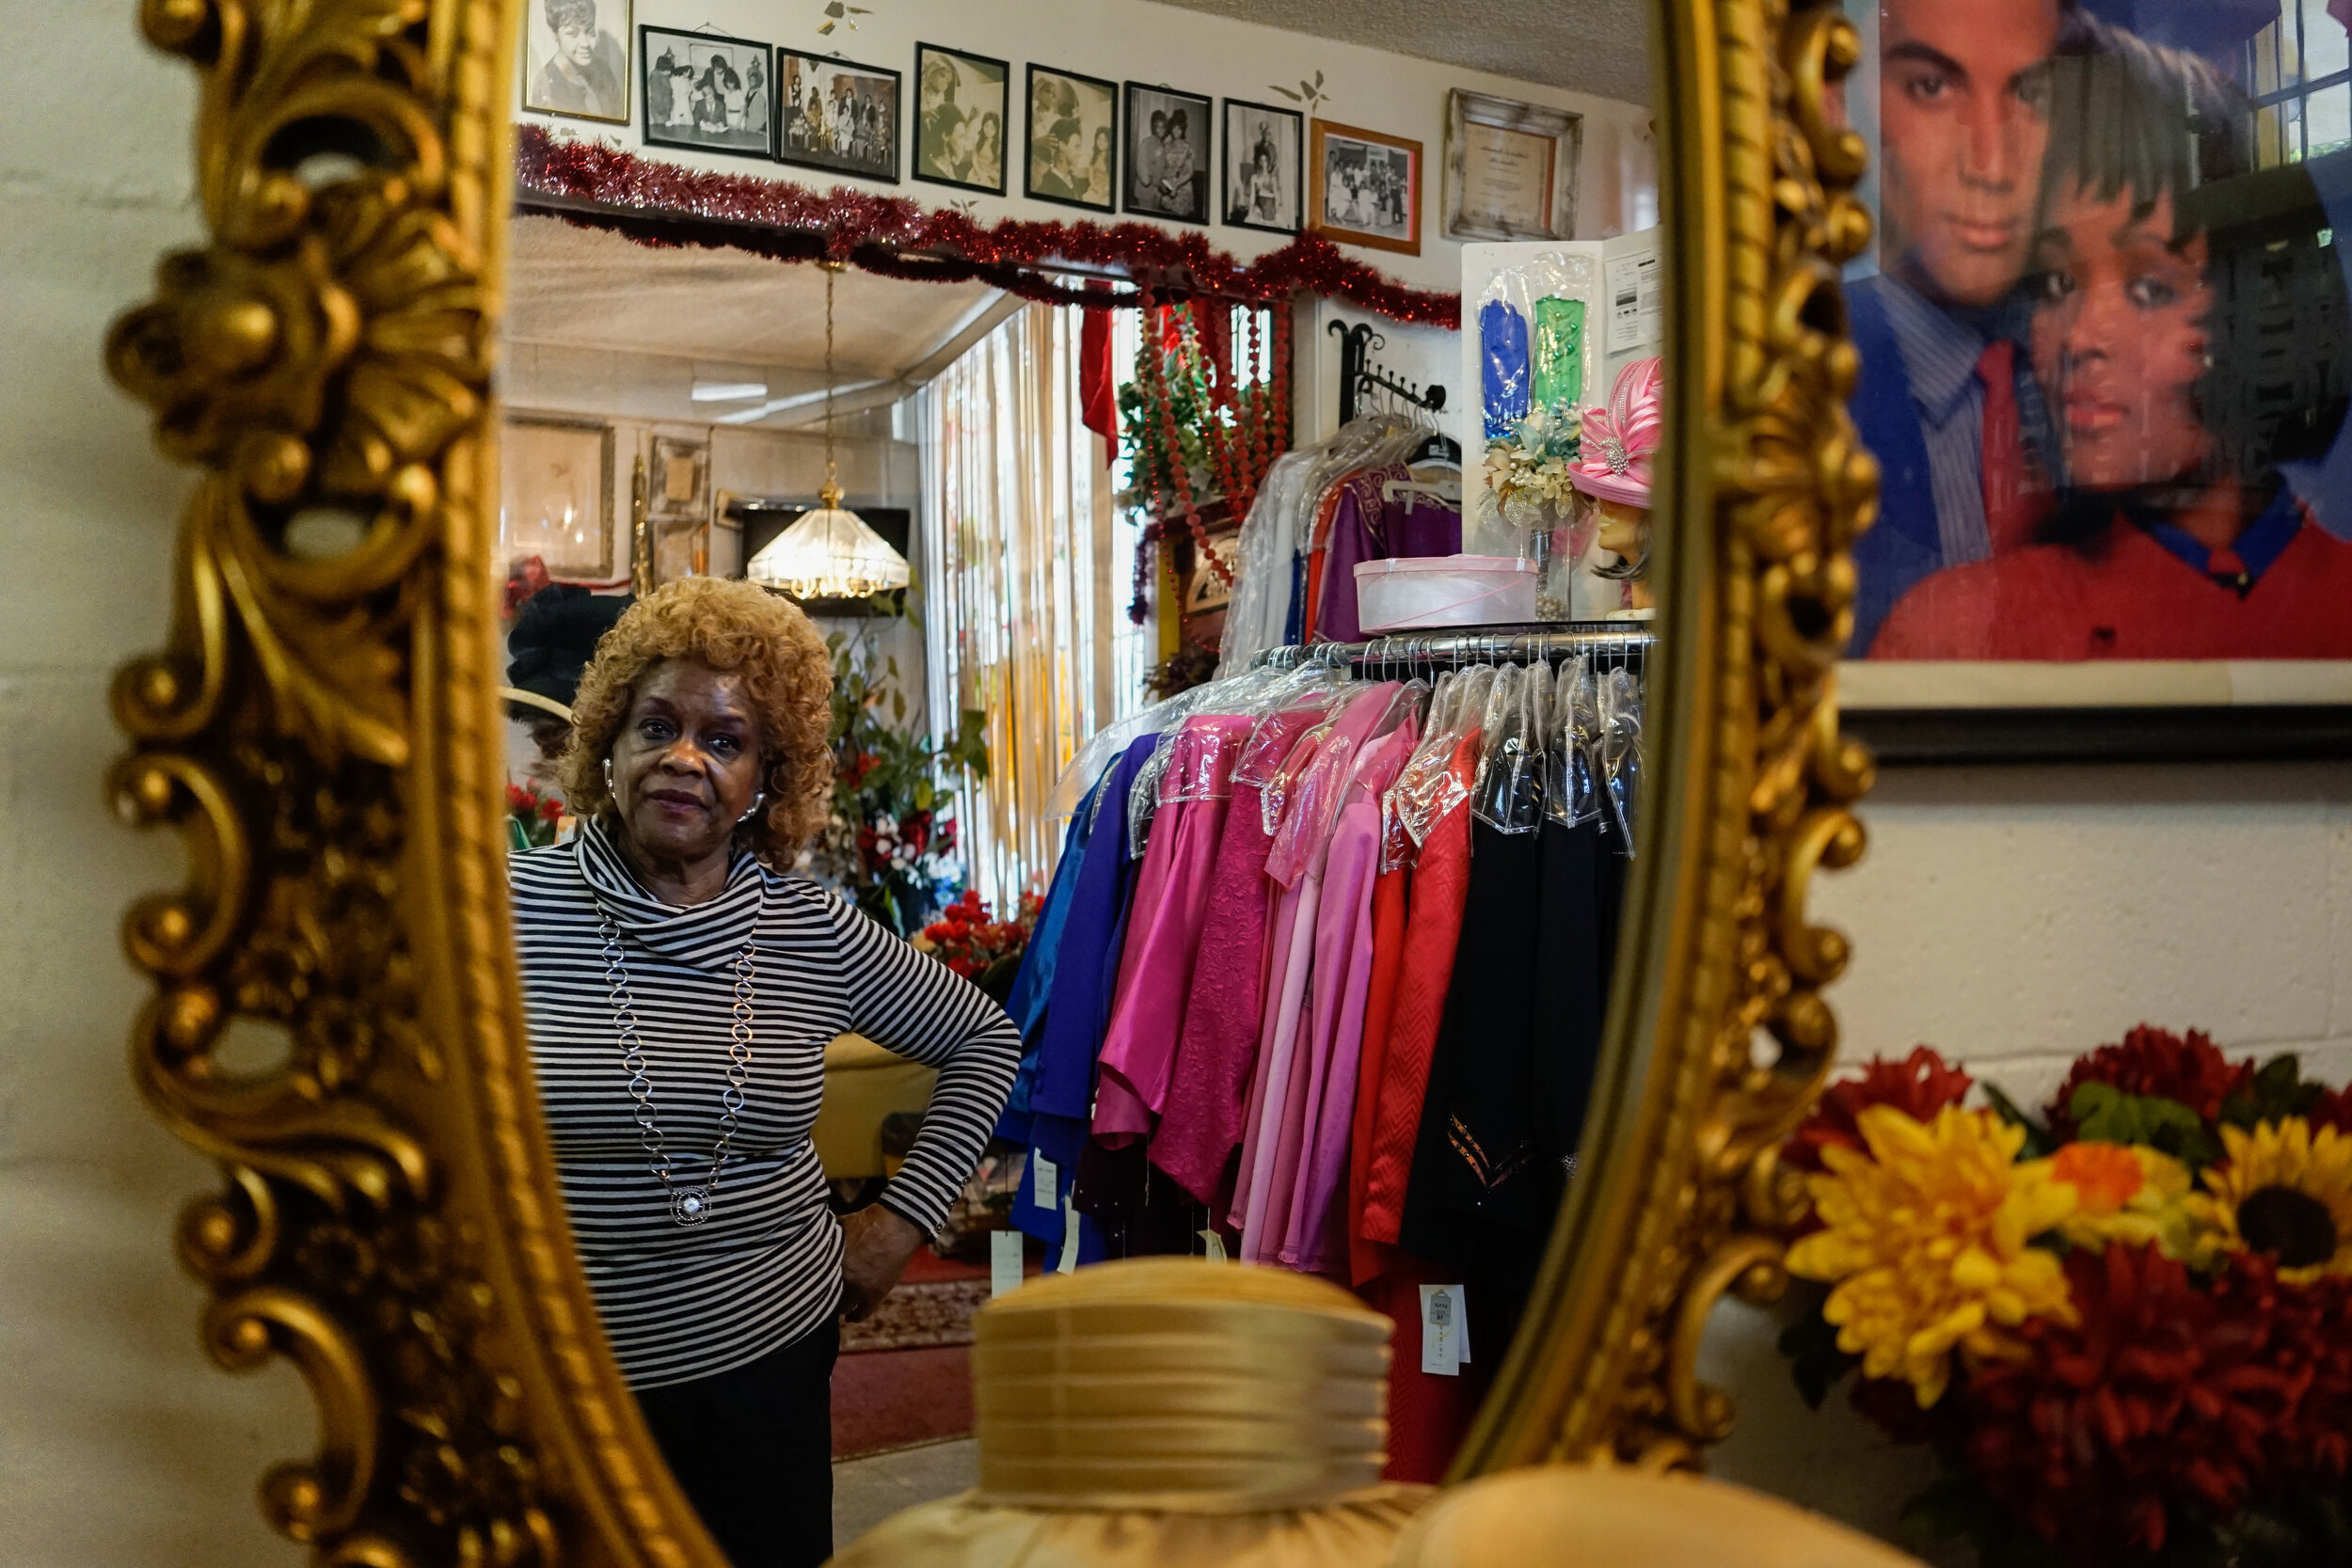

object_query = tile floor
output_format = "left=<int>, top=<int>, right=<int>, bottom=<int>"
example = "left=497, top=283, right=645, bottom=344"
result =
left=832, top=1436, right=977, bottom=1546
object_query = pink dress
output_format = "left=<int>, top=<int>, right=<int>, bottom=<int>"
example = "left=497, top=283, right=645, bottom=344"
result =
left=1230, top=684, right=1399, bottom=1255
left=1277, top=714, right=1419, bottom=1274
left=1091, top=712, right=1257, bottom=1145
left=1148, top=704, right=1333, bottom=1206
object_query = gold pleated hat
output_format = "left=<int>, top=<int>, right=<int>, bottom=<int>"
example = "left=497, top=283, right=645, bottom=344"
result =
left=971, top=1258, right=1397, bottom=1513
left=831, top=1258, right=1434, bottom=1568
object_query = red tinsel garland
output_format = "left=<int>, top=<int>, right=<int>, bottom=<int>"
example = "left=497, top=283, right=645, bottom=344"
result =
left=516, top=126, right=1462, bottom=328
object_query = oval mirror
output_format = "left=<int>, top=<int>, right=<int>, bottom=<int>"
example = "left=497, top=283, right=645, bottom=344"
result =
left=108, top=0, right=1879, bottom=1560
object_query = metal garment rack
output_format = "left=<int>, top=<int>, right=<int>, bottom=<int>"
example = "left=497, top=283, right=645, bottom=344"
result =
left=1330, top=320, right=1449, bottom=425
left=1254, top=622, right=1656, bottom=673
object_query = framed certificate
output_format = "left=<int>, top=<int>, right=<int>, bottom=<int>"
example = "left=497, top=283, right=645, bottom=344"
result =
left=1443, top=90, right=1581, bottom=242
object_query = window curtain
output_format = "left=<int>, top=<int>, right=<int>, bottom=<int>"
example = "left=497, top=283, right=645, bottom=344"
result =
left=922, top=303, right=1148, bottom=909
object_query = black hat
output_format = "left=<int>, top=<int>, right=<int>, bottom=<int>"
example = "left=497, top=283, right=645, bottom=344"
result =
left=506, top=585, right=632, bottom=716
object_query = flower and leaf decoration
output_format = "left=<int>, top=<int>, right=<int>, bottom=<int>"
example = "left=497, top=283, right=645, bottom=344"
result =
left=1780, top=1027, right=2352, bottom=1567
left=1477, top=399, right=1585, bottom=537
left=795, top=598, right=989, bottom=937
left=910, top=888, right=1041, bottom=1004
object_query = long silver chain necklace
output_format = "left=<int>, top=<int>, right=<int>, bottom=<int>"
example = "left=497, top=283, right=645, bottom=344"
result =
left=598, top=915, right=757, bottom=1227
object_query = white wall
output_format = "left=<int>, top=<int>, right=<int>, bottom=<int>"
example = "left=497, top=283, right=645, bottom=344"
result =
left=517, top=0, right=1656, bottom=296
left=1705, top=758, right=2352, bottom=1550
left=0, top=5, right=311, bottom=1566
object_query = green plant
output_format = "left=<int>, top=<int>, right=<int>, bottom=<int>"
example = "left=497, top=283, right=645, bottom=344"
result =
left=801, top=594, right=990, bottom=936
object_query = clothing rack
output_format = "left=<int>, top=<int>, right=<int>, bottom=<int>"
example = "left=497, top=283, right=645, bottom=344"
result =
left=1253, top=623, right=1656, bottom=674
left=1330, top=320, right=1449, bottom=425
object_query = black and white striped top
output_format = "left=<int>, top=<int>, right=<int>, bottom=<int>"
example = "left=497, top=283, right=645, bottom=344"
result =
left=512, top=818, right=1020, bottom=1389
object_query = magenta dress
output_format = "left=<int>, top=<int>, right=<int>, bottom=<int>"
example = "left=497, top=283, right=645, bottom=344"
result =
left=1147, top=704, right=1333, bottom=1207
left=1090, top=712, right=1258, bottom=1146
left=1276, top=714, right=1420, bottom=1274
left=1230, top=684, right=1400, bottom=1256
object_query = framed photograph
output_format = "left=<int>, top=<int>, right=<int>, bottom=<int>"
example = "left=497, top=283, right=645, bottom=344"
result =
left=640, top=26, right=773, bottom=160
left=1443, top=89, right=1581, bottom=242
left=1122, top=83, right=1212, bottom=225
left=1025, top=64, right=1118, bottom=213
left=1220, top=99, right=1303, bottom=234
left=646, top=434, right=707, bottom=524
left=501, top=416, right=615, bottom=579
left=913, top=43, right=1009, bottom=196
left=522, top=0, right=629, bottom=124
left=774, top=50, right=899, bottom=182
left=1309, top=119, right=1421, bottom=257
left=1835, top=0, right=2352, bottom=759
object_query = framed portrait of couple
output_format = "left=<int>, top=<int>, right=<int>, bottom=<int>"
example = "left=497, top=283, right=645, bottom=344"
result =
left=1838, top=0, right=2352, bottom=759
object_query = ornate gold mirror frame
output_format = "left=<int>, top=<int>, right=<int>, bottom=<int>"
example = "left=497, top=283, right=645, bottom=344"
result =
left=105, top=0, right=1872, bottom=1560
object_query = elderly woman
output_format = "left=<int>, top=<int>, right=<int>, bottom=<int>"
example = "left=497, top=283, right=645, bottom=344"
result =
left=511, top=578, right=1019, bottom=1568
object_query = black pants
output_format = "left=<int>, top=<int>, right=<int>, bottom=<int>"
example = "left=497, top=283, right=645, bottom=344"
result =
left=635, top=1318, right=839, bottom=1568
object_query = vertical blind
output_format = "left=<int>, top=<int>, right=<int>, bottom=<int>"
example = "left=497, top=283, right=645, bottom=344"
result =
left=921, top=303, right=1150, bottom=909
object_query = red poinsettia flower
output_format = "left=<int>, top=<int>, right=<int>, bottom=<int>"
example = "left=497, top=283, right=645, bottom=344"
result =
left=1962, top=1244, right=2303, bottom=1561
left=506, top=784, right=532, bottom=811
left=539, top=796, right=564, bottom=821
left=2045, top=1024, right=2252, bottom=1133
left=1786, top=1046, right=1975, bottom=1173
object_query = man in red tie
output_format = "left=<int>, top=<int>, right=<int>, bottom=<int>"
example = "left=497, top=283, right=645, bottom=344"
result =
left=1846, top=0, right=2075, bottom=654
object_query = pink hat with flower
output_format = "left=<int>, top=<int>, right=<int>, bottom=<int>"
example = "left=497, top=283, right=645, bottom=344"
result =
left=1568, top=356, right=1665, bottom=507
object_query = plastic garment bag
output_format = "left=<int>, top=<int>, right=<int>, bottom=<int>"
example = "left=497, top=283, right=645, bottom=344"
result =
left=1597, top=664, right=1644, bottom=852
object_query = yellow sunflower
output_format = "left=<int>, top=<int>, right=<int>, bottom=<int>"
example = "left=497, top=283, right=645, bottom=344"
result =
left=2185, top=1117, right=2352, bottom=1283
left=1788, top=1104, right=2078, bottom=1407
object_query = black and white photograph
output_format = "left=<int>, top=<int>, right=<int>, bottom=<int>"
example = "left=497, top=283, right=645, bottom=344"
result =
left=914, top=43, right=1009, bottom=195
left=1122, top=83, right=1211, bottom=225
left=640, top=26, right=773, bottom=159
left=1220, top=98, right=1302, bottom=234
left=776, top=50, right=899, bottom=182
left=1309, top=119, right=1422, bottom=257
left=522, top=0, right=629, bottom=123
left=1025, top=64, right=1118, bottom=212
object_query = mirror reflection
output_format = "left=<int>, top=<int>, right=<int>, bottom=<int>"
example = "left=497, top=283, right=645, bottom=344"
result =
left=500, top=0, right=1661, bottom=1559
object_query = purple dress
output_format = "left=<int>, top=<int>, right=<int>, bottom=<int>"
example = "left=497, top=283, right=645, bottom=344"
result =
left=1317, top=467, right=1465, bottom=644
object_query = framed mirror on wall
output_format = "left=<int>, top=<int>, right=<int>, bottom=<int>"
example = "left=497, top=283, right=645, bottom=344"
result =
left=101, top=0, right=1898, bottom=1565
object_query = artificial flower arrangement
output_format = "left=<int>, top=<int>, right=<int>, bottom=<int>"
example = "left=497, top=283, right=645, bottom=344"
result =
left=794, top=604, right=990, bottom=937
left=910, top=888, right=1042, bottom=1004
left=1477, top=399, right=1586, bottom=536
left=1780, top=1027, right=2352, bottom=1567
left=505, top=783, right=564, bottom=850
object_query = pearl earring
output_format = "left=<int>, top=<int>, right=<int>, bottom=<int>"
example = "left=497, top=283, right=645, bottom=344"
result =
left=603, top=757, right=614, bottom=794
left=739, top=793, right=767, bottom=825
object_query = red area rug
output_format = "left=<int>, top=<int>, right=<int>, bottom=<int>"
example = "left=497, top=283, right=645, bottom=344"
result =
left=831, top=1245, right=1015, bottom=1460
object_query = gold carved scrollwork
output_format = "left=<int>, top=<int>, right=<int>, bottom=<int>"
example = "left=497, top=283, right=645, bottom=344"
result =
left=103, top=0, right=605, bottom=1563
left=1452, top=0, right=1876, bottom=1476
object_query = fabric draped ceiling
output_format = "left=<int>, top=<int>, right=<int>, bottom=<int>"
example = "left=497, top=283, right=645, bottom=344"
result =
left=923, top=304, right=1147, bottom=908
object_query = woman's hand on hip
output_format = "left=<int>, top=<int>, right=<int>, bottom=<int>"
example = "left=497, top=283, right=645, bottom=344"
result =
left=837, top=1204, right=926, bottom=1322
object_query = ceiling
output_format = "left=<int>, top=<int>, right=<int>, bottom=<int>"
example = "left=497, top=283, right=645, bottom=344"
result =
left=504, top=214, right=1008, bottom=379
left=1142, top=0, right=1650, bottom=103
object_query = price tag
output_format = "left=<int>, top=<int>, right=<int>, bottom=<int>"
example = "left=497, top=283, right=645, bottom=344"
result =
left=1420, top=1284, right=1468, bottom=1377
left=1030, top=1149, right=1059, bottom=1207
left=1199, top=1227, right=1229, bottom=1262
left=990, top=1228, right=1024, bottom=1298
left=1056, top=1194, right=1082, bottom=1274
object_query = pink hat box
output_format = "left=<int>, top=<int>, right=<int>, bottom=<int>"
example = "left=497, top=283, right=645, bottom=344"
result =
left=1353, top=554, right=1540, bottom=634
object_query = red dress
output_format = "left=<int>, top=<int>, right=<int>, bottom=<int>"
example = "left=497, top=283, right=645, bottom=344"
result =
left=1359, top=733, right=1480, bottom=1244
left=1870, top=511, right=2352, bottom=660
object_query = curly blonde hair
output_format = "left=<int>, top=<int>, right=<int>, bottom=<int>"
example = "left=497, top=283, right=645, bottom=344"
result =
left=558, top=578, right=834, bottom=865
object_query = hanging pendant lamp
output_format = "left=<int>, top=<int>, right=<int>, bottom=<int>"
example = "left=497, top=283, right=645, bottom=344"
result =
left=746, top=261, right=912, bottom=600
